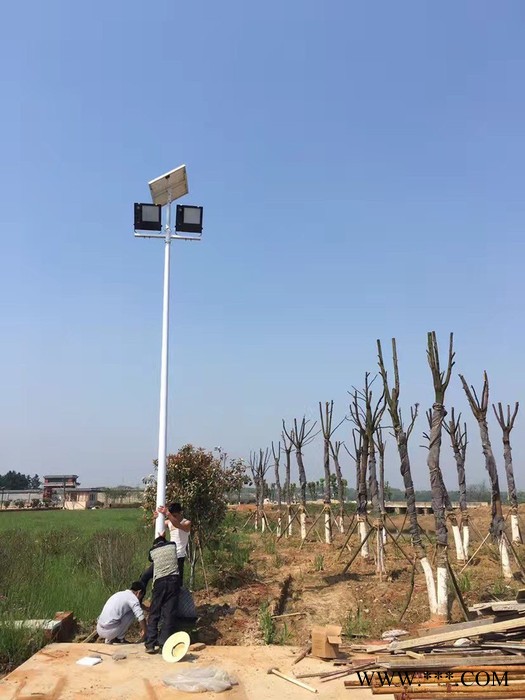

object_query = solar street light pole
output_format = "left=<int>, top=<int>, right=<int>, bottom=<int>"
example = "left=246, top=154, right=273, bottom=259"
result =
left=134, top=166, right=203, bottom=538
left=155, top=196, right=172, bottom=537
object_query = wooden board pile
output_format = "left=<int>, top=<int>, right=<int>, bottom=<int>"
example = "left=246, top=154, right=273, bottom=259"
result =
left=342, top=595, right=525, bottom=698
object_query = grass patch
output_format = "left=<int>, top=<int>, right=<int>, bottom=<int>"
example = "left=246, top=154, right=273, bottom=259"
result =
left=457, top=570, right=472, bottom=594
left=314, top=554, right=324, bottom=571
left=259, top=602, right=275, bottom=644
left=343, top=606, right=371, bottom=638
left=202, top=529, right=254, bottom=591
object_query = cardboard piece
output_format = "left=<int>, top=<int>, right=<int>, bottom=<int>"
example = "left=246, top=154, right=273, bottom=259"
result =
left=311, top=625, right=342, bottom=659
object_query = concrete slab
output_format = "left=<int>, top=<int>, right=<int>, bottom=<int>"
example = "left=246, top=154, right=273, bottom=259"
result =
left=0, top=643, right=391, bottom=699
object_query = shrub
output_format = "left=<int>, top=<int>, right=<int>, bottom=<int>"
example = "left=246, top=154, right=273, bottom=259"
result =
left=76, top=530, right=146, bottom=593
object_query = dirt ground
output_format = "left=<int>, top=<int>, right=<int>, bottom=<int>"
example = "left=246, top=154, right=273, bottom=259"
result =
left=0, top=643, right=394, bottom=700
left=189, top=505, right=524, bottom=647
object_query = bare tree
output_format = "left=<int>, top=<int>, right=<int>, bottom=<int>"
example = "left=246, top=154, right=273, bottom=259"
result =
left=459, top=372, right=512, bottom=579
left=377, top=427, right=387, bottom=519
left=282, top=417, right=318, bottom=539
left=330, top=440, right=346, bottom=533
left=281, top=429, right=294, bottom=536
left=249, top=448, right=271, bottom=531
left=377, top=338, right=437, bottom=616
left=425, top=331, right=456, bottom=616
left=272, top=440, right=283, bottom=536
left=350, top=374, right=385, bottom=566
left=445, top=408, right=469, bottom=559
left=493, top=402, right=521, bottom=544
left=319, top=401, right=344, bottom=544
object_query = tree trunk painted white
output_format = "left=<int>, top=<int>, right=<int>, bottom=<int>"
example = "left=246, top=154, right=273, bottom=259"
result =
left=324, top=511, right=331, bottom=544
left=254, top=511, right=259, bottom=531
left=500, top=536, right=513, bottom=580
left=358, top=516, right=369, bottom=558
left=277, top=516, right=282, bottom=538
left=261, top=514, right=266, bottom=533
left=462, top=525, right=469, bottom=560
left=382, top=527, right=387, bottom=544
left=376, top=527, right=386, bottom=576
left=287, top=511, right=292, bottom=537
left=452, top=523, right=465, bottom=561
left=511, top=513, right=522, bottom=544
left=420, top=556, right=438, bottom=616
left=436, top=565, right=448, bottom=618
left=339, top=515, right=344, bottom=534
left=300, top=510, right=307, bottom=540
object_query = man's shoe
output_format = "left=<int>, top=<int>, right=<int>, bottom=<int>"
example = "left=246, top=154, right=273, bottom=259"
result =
left=115, top=638, right=131, bottom=644
left=145, top=645, right=158, bottom=654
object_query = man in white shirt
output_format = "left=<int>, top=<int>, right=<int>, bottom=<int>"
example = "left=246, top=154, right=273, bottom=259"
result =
left=160, top=503, right=191, bottom=582
left=96, top=582, right=147, bottom=644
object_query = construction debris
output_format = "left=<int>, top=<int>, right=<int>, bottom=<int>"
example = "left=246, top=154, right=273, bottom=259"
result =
left=341, top=596, right=525, bottom=697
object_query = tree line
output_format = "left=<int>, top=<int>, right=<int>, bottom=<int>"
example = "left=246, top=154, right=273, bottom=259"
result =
left=0, top=471, right=41, bottom=490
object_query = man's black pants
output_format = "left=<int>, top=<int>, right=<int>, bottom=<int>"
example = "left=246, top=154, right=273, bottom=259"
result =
left=145, top=574, right=181, bottom=648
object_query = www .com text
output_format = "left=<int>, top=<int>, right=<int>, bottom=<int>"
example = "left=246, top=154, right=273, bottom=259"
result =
left=357, top=670, right=509, bottom=687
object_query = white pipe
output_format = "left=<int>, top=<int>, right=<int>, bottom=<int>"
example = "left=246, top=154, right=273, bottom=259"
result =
left=420, top=556, right=438, bottom=616
left=452, top=524, right=465, bottom=561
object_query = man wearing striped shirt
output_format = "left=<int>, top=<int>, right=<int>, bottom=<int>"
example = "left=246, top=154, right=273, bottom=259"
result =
left=144, top=534, right=181, bottom=654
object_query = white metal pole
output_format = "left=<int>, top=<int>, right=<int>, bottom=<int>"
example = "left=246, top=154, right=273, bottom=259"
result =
left=155, top=200, right=172, bottom=536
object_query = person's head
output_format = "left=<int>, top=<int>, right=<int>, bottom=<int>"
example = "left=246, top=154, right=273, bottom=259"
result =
left=152, top=534, right=166, bottom=547
left=168, top=502, right=182, bottom=515
left=130, top=581, right=145, bottom=600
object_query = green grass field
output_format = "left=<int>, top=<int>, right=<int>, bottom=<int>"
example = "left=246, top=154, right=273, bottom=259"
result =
left=0, top=507, right=145, bottom=533
left=0, top=508, right=152, bottom=621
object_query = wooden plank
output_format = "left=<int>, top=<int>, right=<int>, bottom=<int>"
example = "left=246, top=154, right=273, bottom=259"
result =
left=417, top=617, right=497, bottom=637
left=377, top=656, right=525, bottom=670
left=387, top=617, right=525, bottom=652
left=482, top=642, right=525, bottom=652
left=470, top=602, right=525, bottom=611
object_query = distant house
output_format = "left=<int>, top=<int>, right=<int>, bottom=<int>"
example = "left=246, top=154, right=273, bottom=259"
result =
left=63, top=487, right=100, bottom=510
left=43, top=475, right=79, bottom=500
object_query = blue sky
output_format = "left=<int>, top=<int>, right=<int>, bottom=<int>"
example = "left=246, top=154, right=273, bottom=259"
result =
left=1, top=1, right=524, bottom=490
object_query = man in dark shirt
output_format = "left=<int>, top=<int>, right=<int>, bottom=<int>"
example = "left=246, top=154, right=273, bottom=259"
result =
left=144, top=534, right=181, bottom=654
